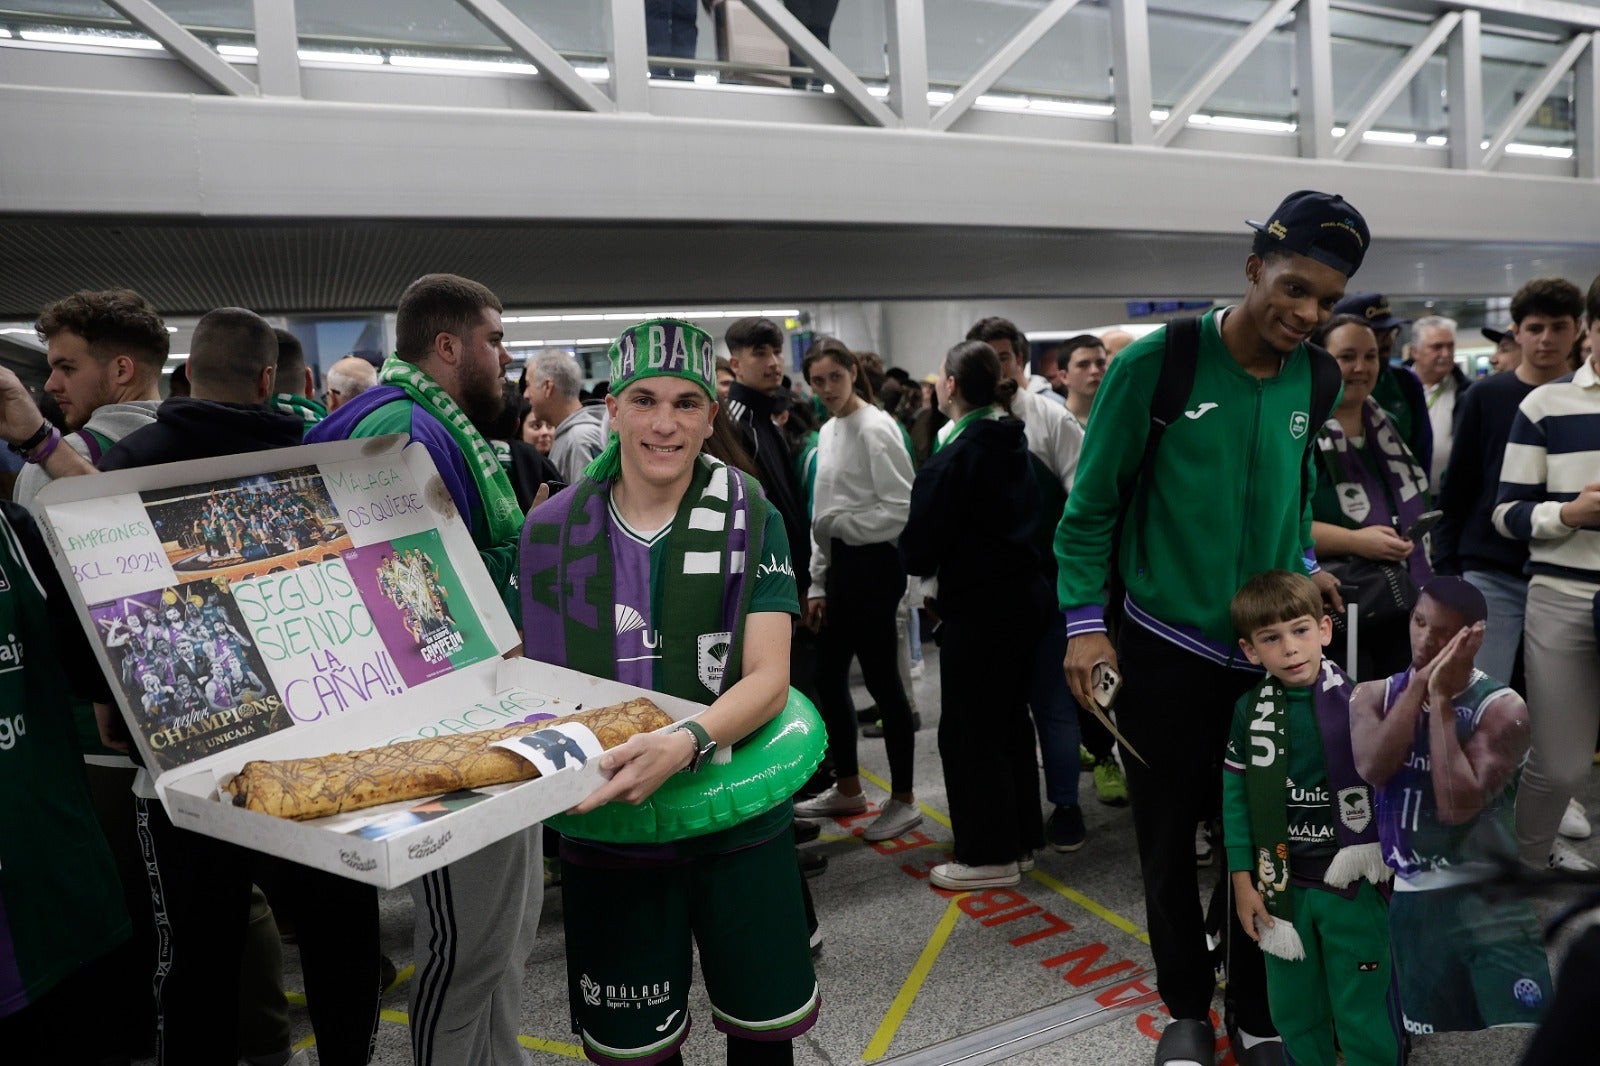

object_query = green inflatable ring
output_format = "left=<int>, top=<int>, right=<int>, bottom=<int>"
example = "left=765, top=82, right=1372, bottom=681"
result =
left=547, top=687, right=826, bottom=844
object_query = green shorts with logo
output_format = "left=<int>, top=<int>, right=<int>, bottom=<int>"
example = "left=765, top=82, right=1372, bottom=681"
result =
left=1389, top=886, right=1550, bottom=1034
left=559, top=805, right=819, bottom=1066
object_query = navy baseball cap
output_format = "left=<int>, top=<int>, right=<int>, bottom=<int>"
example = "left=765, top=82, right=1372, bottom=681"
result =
left=1482, top=324, right=1515, bottom=346
left=1333, top=292, right=1407, bottom=331
left=1247, top=190, right=1370, bottom=277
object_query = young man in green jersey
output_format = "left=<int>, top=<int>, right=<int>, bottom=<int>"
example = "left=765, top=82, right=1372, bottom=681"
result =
left=1057, top=190, right=1367, bottom=1066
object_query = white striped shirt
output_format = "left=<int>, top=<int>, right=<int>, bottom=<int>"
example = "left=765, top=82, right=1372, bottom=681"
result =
left=1492, top=359, right=1600, bottom=596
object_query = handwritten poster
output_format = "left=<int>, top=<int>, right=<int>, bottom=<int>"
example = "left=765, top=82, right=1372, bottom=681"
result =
left=230, top=557, right=403, bottom=725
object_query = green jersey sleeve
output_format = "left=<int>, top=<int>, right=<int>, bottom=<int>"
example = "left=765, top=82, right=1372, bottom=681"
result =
left=750, top=508, right=800, bottom=616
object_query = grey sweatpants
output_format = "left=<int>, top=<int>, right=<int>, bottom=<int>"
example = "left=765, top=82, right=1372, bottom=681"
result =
left=1515, top=582, right=1600, bottom=866
left=409, top=826, right=543, bottom=1066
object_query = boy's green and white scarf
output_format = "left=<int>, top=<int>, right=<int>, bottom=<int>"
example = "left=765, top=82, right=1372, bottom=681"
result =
left=379, top=356, right=523, bottom=545
left=521, top=453, right=763, bottom=701
left=1237, top=662, right=1388, bottom=961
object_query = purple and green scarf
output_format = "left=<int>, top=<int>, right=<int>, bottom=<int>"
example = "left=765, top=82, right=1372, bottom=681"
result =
left=1317, top=397, right=1432, bottom=587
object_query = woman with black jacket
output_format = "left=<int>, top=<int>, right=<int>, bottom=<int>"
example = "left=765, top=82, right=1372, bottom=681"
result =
left=902, top=340, right=1052, bottom=890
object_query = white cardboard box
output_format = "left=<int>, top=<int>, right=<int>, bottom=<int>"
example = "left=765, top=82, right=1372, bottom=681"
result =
left=32, top=436, right=702, bottom=888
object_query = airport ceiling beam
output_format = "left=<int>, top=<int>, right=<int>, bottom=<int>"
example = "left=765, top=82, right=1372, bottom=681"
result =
left=1153, top=0, right=1300, bottom=148
left=886, top=0, right=930, bottom=129
left=739, top=0, right=897, bottom=127
left=1295, top=0, right=1334, bottom=159
left=1577, top=31, right=1600, bottom=178
left=1483, top=32, right=1590, bottom=169
left=251, top=0, right=300, bottom=98
left=607, top=0, right=649, bottom=112
left=103, top=0, right=257, bottom=96
left=455, top=0, right=614, bottom=112
left=1109, top=0, right=1153, bottom=146
left=1447, top=10, right=1484, bottom=172
left=930, top=0, right=1086, bottom=134
left=1334, top=11, right=1461, bottom=161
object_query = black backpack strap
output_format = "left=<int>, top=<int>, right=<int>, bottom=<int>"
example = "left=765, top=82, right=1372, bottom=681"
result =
left=1105, top=316, right=1201, bottom=635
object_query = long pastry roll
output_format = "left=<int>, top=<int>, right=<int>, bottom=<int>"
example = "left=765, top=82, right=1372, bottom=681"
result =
left=224, top=697, right=675, bottom=820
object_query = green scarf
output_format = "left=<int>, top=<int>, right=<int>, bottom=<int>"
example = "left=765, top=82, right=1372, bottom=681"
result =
left=271, top=392, right=328, bottom=426
left=1240, top=665, right=1385, bottom=962
left=933, top=404, right=997, bottom=452
left=379, top=356, right=523, bottom=546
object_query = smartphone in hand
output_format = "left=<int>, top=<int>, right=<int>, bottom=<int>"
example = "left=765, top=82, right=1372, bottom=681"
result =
left=1404, top=509, right=1444, bottom=542
left=1091, top=661, right=1122, bottom=710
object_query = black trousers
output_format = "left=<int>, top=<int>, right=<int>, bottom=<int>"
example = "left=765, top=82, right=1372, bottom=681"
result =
left=938, top=605, right=1045, bottom=866
left=1115, top=619, right=1273, bottom=1032
left=136, top=797, right=382, bottom=1066
left=815, top=540, right=916, bottom=793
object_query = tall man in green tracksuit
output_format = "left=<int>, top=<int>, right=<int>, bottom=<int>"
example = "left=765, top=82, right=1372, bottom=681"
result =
left=1056, top=190, right=1368, bottom=1066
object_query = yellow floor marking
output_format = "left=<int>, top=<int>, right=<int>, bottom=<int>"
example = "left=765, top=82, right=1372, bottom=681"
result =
left=857, top=768, right=953, bottom=829
left=1028, top=868, right=1150, bottom=945
left=284, top=1000, right=585, bottom=1058
left=861, top=894, right=966, bottom=1062
left=855, top=769, right=1149, bottom=945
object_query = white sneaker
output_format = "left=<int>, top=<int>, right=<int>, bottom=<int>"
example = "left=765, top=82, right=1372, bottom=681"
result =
left=1560, top=798, right=1592, bottom=841
left=1550, top=839, right=1597, bottom=872
left=793, top=785, right=868, bottom=818
left=909, top=658, right=925, bottom=680
left=1018, top=851, right=1036, bottom=873
left=861, top=798, right=924, bottom=842
left=930, top=860, right=1021, bottom=890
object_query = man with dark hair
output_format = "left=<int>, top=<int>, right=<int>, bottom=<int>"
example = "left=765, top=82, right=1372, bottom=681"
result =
left=969, top=316, right=1066, bottom=408
left=1057, top=335, right=1108, bottom=428
left=1492, top=274, right=1600, bottom=874
left=723, top=317, right=810, bottom=602
left=100, top=308, right=285, bottom=467
left=271, top=326, right=327, bottom=426
left=1057, top=190, right=1365, bottom=1066
left=1434, top=278, right=1583, bottom=719
left=308, top=273, right=538, bottom=1066
left=1330, top=291, right=1430, bottom=470
left=13, top=288, right=168, bottom=505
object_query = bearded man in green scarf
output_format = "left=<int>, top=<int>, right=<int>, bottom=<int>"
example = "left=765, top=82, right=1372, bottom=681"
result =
left=307, top=272, right=535, bottom=1066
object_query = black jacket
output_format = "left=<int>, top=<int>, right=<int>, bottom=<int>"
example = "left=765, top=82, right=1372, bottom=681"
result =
left=1432, top=371, right=1535, bottom=577
left=725, top=382, right=811, bottom=596
left=100, top=397, right=305, bottom=471
left=901, top=416, right=1049, bottom=621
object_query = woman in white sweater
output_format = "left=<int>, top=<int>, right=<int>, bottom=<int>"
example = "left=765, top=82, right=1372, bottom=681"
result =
left=792, top=340, right=922, bottom=842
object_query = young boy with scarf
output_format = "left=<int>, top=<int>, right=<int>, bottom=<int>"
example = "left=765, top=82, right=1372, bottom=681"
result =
left=1222, top=571, right=1402, bottom=1066
left=523, top=319, right=819, bottom=1066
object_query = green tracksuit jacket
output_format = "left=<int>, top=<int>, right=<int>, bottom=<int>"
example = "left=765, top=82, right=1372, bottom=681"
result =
left=1056, top=309, right=1329, bottom=657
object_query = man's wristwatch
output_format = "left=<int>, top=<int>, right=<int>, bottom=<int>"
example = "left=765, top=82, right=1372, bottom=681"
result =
left=674, top=720, right=717, bottom=774
left=7, top=420, right=51, bottom=457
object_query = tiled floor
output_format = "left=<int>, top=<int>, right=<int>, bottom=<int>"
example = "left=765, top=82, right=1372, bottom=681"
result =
left=271, top=645, right=1593, bottom=1064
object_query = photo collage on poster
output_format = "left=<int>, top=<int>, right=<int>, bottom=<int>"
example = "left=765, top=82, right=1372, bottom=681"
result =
left=80, top=464, right=498, bottom=773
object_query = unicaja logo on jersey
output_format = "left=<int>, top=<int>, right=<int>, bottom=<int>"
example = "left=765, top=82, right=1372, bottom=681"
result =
left=1289, top=411, right=1309, bottom=439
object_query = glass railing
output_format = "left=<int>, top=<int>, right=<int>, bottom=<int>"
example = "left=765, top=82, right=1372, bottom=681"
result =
left=0, top=0, right=1588, bottom=160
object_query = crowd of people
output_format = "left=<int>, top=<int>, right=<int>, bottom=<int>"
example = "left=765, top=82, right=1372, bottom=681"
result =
left=2, top=184, right=1599, bottom=1066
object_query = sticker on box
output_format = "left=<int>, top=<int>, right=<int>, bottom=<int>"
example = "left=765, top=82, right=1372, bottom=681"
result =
left=493, top=722, right=604, bottom=777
